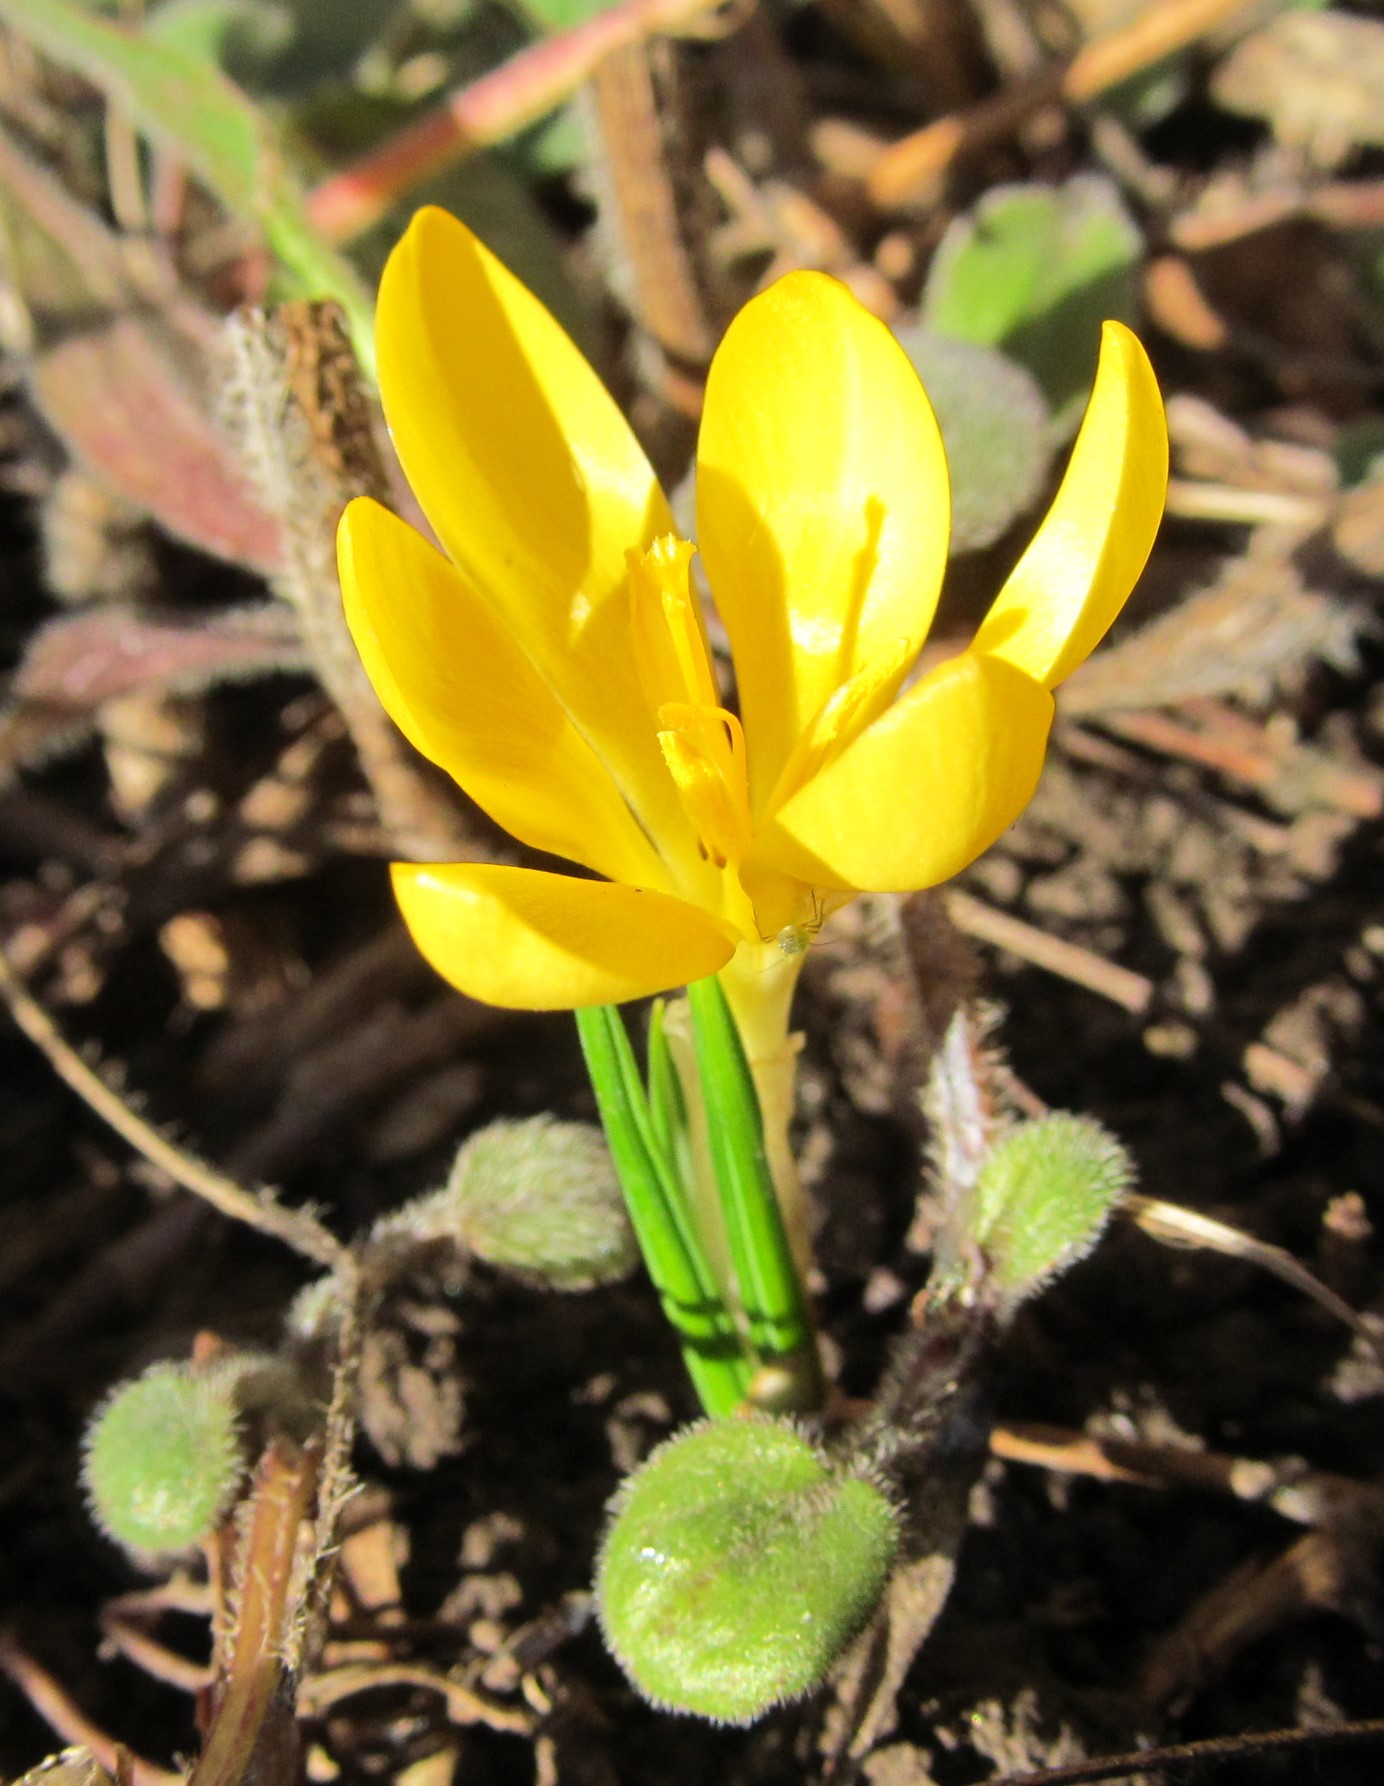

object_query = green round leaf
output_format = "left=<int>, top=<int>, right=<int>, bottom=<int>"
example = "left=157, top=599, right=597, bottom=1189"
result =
left=597, top=1415, right=897, bottom=1724
left=82, top=1362, right=244, bottom=1553
left=972, top=1113, right=1132, bottom=1302
left=442, top=1114, right=638, bottom=1289
left=920, top=175, right=1142, bottom=437
left=892, top=327, right=1052, bottom=553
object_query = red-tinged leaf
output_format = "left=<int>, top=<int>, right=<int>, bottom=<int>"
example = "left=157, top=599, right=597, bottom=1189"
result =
left=33, top=320, right=285, bottom=574
left=0, top=606, right=307, bottom=778
left=0, top=125, right=127, bottom=322
left=14, top=605, right=306, bottom=706
left=0, top=119, right=284, bottom=573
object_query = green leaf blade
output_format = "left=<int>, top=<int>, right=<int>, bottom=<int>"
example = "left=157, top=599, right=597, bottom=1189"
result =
left=687, top=977, right=819, bottom=1405
left=576, top=1005, right=750, bottom=1415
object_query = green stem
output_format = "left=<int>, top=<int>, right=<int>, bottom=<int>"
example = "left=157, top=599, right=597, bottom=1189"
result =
left=575, top=1005, right=751, bottom=1415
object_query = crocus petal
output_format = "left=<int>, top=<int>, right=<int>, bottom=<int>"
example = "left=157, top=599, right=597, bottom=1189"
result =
left=391, top=863, right=738, bottom=1008
left=339, top=498, right=667, bottom=888
left=970, top=321, right=1168, bottom=690
left=376, top=208, right=692, bottom=863
left=753, top=652, right=1053, bottom=892
left=697, top=271, right=950, bottom=812
left=762, top=636, right=914, bottom=817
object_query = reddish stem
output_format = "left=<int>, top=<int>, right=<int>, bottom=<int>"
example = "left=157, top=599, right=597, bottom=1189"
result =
left=307, top=0, right=724, bottom=245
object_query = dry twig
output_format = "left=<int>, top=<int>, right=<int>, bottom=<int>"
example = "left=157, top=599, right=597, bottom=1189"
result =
left=0, top=945, right=348, bottom=1272
left=867, top=0, right=1261, bottom=205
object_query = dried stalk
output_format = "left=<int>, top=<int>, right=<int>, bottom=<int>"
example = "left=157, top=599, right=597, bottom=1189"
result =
left=218, top=303, right=469, bottom=864
left=0, top=946, right=348, bottom=1272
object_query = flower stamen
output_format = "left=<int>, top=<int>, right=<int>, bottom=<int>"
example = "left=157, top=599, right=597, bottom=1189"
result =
left=658, top=702, right=753, bottom=869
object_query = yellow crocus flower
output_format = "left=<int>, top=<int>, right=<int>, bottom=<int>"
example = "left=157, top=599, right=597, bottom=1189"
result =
left=338, top=207, right=1166, bottom=1076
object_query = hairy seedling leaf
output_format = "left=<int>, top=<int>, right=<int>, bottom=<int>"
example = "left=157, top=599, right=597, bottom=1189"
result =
left=921, top=176, right=1142, bottom=436
left=598, top=1415, right=897, bottom=1724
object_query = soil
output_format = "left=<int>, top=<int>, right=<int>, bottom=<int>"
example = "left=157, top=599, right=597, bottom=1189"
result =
left=3, top=6, right=1384, bottom=1785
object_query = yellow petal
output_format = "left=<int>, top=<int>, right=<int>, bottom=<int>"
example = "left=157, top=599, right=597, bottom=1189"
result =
left=762, top=636, right=914, bottom=815
left=696, top=271, right=950, bottom=811
left=339, top=497, right=666, bottom=888
left=391, top=863, right=738, bottom=1008
left=971, top=321, right=1168, bottom=690
left=753, top=652, right=1053, bottom=892
left=376, top=207, right=690, bottom=860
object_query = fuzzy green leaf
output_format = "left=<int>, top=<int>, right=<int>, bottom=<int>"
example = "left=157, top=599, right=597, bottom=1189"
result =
left=970, top=1113, right=1132, bottom=1304
left=920, top=175, right=1142, bottom=437
left=892, top=327, right=1052, bottom=552
left=441, top=1114, right=638, bottom=1289
left=82, top=1362, right=244, bottom=1552
left=598, top=1415, right=897, bottom=1724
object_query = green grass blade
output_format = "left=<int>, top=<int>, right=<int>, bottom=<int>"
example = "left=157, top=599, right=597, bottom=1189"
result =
left=578, top=1005, right=719, bottom=1320
left=646, top=999, right=694, bottom=1193
left=686, top=976, right=815, bottom=1374
left=575, top=1005, right=750, bottom=1414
